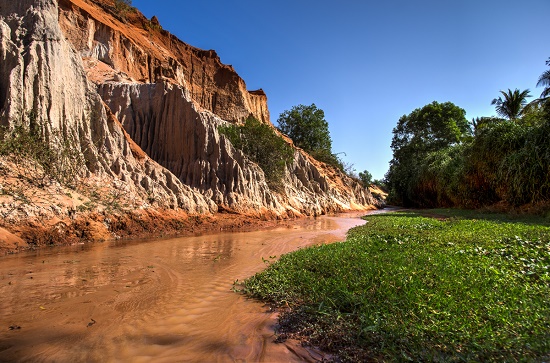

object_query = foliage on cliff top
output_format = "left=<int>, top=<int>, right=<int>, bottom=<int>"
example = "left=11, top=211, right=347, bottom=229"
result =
left=240, top=210, right=550, bottom=362
left=277, top=104, right=344, bottom=171
left=219, top=117, right=294, bottom=191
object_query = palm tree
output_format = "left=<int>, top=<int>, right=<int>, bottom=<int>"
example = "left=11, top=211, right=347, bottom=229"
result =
left=536, top=58, right=550, bottom=99
left=491, top=88, right=531, bottom=120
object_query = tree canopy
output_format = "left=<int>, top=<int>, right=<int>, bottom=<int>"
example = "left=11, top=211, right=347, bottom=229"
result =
left=358, top=170, right=372, bottom=186
left=390, top=101, right=470, bottom=157
left=277, top=104, right=332, bottom=155
left=491, top=89, right=531, bottom=120
left=277, top=104, right=342, bottom=169
left=386, top=101, right=470, bottom=206
left=536, top=58, right=550, bottom=99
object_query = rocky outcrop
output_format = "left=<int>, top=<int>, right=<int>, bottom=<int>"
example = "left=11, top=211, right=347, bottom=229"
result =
left=0, top=0, right=376, bottom=228
left=98, top=81, right=376, bottom=217
left=98, top=82, right=283, bottom=215
left=57, top=0, right=270, bottom=124
left=0, top=0, right=215, bottom=215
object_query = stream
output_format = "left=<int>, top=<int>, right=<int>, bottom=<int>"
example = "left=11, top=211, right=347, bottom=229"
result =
left=0, top=212, right=381, bottom=362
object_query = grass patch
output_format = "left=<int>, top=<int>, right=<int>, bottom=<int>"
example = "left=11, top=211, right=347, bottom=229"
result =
left=240, top=210, right=550, bottom=362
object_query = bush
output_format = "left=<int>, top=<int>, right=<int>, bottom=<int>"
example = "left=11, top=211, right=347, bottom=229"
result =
left=219, top=117, right=294, bottom=190
left=466, top=115, right=550, bottom=206
left=0, top=123, right=83, bottom=188
left=113, top=0, right=134, bottom=19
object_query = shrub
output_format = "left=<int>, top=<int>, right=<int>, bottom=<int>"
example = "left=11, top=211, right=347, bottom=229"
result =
left=113, top=0, right=134, bottom=20
left=0, top=123, right=83, bottom=188
left=219, top=117, right=294, bottom=191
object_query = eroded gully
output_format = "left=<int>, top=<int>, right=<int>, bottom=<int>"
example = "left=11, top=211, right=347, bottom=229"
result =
left=0, top=211, right=384, bottom=362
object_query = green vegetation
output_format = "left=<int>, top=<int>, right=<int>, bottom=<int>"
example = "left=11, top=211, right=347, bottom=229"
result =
left=0, top=122, right=83, bottom=188
left=385, top=101, right=471, bottom=206
left=114, top=0, right=132, bottom=11
left=386, top=59, right=550, bottom=208
left=536, top=58, right=550, bottom=99
left=358, top=170, right=372, bottom=186
left=218, top=117, right=294, bottom=190
left=277, top=104, right=344, bottom=170
left=240, top=210, right=550, bottom=362
left=113, top=0, right=135, bottom=19
left=144, top=16, right=162, bottom=33
left=491, top=89, right=531, bottom=120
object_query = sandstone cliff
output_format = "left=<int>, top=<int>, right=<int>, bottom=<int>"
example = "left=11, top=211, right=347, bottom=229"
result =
left=0, top=0, right=215, bottom=220
left=57, top=0, right=270, bottom=124
left=0, top=0, right=376, bottom=251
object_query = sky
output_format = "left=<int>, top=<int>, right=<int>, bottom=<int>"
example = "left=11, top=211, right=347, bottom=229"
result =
left=132, top=0, right=549, bottom=180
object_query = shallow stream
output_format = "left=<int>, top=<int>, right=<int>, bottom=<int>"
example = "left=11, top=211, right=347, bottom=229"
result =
left=0, top=212, right=381, bottom=362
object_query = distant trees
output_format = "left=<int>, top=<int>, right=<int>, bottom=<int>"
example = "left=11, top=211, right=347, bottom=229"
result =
left=385, top=101, right=470, bottom=206
left=385, top=61, right=550, bottom=208
left=491, top=89, right=531, bottom=120
left=277, top=104, right=342, bottom=170
left=358, top=170, right=372, bottom=186
left=536, top=58, right=550, bottom=100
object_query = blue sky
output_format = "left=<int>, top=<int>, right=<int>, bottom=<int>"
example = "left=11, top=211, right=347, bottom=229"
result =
left=133, top=0, right=549, bottom=180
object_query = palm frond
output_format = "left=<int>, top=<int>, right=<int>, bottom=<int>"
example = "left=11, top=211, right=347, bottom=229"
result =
left=491, top=89, right=531, bottom=120
left=536, top=69, right=550, bottom=98
left=536, top=70, right=550, bottom=87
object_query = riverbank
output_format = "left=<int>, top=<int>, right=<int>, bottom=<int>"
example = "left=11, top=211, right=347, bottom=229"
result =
left=241, top=209, right=550, bottom=362
left=0, top=212, right=369, bottom=362
left=0, top=155, right=379, bottom=256
left=0, top=209, right=310, bottom=256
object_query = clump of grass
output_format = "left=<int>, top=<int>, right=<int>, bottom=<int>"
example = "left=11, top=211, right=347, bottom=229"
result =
left=240, top=211, right=550, bottom=362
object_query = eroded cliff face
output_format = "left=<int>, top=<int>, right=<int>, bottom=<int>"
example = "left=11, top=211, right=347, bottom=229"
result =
left=0, top=0, right=376, bottom=231
left=0, top=0, right=215, bottom=220
left=57, top=0, right=270, bottom=124
left=98, top=82, right=376, bottom=217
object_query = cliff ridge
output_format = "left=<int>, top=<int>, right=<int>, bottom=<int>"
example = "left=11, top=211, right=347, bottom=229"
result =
left=0, top=0, right=378, bottom=253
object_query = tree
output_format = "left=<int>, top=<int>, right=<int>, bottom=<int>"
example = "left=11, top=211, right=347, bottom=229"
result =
left=358, top=170, right=372, bottom=186
left=277, top=104, right=344, bottom=169
left=536, top=58, right=550, bottom=99
left=491, top=89, right=531, bottom=120
left=386, top=101, right=470, bottom=206
left=277, top=104, right=332, bottom=155
left=390, top=101, right=470, bottom=156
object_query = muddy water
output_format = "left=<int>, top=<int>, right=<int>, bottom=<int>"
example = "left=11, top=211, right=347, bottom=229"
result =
left=0, top=212, right=377, bottom=362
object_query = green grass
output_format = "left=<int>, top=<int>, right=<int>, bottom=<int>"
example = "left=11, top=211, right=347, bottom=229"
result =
left=240, top=210, right=550, bottom=362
